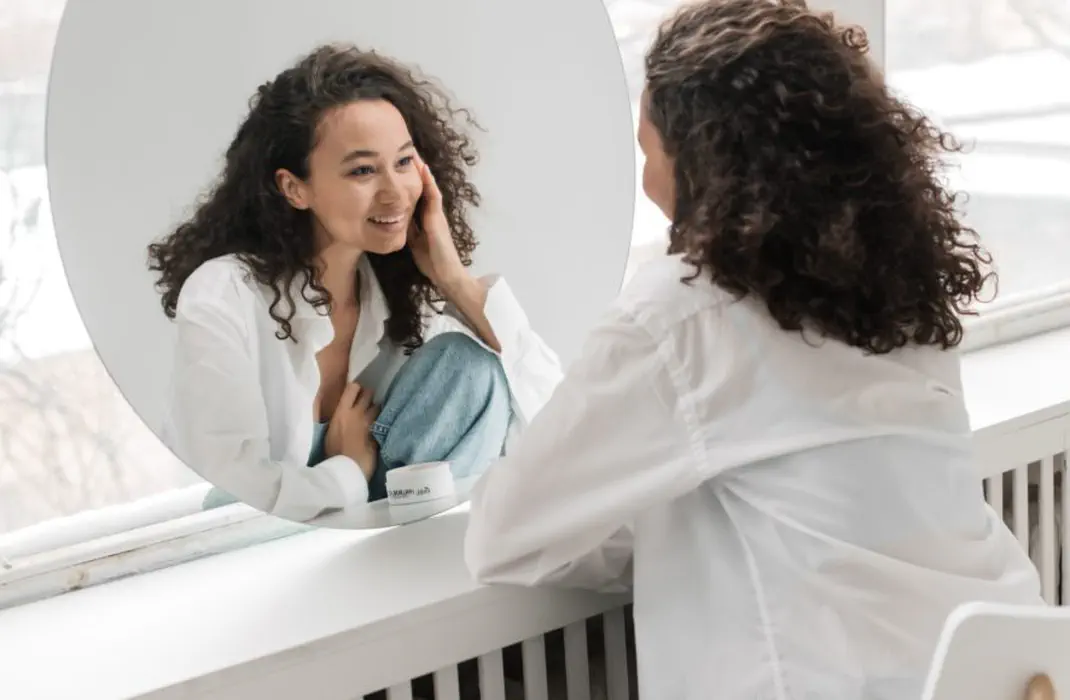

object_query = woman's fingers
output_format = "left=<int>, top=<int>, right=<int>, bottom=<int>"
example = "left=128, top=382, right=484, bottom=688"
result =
left=337, top=381, right=362, bottom=411
left=415, top=152, right=442, bottom=203
left=334, top=381, right=379, bottom=424
left=354, top=384, right=373, bottom=410
left=352, top=384, right=380, bottom=419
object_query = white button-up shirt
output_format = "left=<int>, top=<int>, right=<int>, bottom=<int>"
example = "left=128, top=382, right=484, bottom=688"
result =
left=465, top=253, right=1043, bottom=699
left=161, top=254, right=562, bottom=523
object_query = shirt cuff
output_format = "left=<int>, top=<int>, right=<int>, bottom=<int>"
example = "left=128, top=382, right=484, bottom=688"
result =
left=316, top=455, right=371, bottom=506
left=478, top=275, right=530, bottom=363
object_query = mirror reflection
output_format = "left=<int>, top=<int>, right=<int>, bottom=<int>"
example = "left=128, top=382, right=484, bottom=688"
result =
left=146, top=45, right=563, bottom=524
left=44, top=0, right=634, bottom=530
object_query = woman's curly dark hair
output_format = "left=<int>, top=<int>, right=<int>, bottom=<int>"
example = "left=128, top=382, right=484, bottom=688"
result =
left=147, top=43, right=481, bottom=349
left=644, top=0, right=995, bottom=354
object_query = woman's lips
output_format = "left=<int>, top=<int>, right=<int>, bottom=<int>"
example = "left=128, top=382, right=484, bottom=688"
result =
left=367, top=213, right=408, bottom=233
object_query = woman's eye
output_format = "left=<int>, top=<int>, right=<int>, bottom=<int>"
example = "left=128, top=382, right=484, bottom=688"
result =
left=397, top=155, right=415, bottom=168
left=349, top=165, right=375, bottom=176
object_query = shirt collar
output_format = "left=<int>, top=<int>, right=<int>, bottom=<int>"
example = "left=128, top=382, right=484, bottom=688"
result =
left=348, top=254, right=391, bottom=366
left=282, top=255, right=390, bottom=347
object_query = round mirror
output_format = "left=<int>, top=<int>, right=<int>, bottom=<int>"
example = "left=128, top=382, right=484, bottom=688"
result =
left=46, top=0, right=635, bottom=528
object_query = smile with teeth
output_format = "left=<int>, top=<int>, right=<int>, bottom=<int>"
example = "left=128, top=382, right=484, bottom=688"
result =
left=369, top=214, right=405, bottom=225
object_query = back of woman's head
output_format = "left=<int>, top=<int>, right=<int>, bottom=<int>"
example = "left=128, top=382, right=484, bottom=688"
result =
left=148, top=43, right=480, bottom=347
left=643, top=0, right=994, bottom=354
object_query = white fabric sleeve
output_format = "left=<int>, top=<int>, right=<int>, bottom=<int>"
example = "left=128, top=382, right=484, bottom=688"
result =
left=464, top=308, right=703, bottom=590
left=444, top=275, right=564, bottom=427
left=164, top=268, right=369, bottom=523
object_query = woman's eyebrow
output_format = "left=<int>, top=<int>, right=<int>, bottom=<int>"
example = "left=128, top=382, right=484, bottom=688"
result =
left=341, top=140, right=414, bottom=163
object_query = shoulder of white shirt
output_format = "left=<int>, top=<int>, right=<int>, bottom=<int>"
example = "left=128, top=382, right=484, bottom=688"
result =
left=177, top=254, right=256, bottom=307
left=177, top=254, right=324, bottom=324
left=614, top=252, right=739, bottom=335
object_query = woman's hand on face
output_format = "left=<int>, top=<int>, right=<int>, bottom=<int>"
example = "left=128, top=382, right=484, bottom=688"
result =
left=324, top=381, right=380, bottom=482
left=409, top=153, right=469, bottom=293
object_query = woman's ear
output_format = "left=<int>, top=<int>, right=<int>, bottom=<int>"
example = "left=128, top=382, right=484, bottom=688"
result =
left=275, top=168, right=310, bottom=210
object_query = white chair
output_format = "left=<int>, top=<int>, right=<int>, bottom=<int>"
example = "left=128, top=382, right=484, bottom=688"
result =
left=922, top=602, right=1070, bottom=700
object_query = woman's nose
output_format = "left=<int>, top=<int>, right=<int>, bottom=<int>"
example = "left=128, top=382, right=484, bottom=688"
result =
left=376, top=170, right=405, bottom=203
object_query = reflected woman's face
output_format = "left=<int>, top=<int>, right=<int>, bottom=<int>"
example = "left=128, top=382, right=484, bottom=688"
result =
left=277, top=98, right=423, bottom=254
left=637, top=89, right=674, bottom=221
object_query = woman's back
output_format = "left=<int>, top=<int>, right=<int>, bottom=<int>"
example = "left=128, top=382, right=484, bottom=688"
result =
left=623, top=254, right=1041, bottom=699
left=466, top=2, right=1043, bottom=696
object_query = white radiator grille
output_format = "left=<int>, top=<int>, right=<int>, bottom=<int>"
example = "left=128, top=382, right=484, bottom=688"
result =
left=360, top=609, right=638, bottom=700
left=986, top=451, right=1067, bottom=605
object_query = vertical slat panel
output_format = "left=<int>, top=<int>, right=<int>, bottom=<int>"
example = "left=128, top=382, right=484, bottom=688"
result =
left=479, top=649, right=507, bottom=700
left=1040, top=455, right=1058, bottom=604
left=521, top=636, right=550, bottom=700
left=1013, top=465, right=1030, bottom=549
left=433, top=665, right=461, bottom=700
left=1057, top=455, right=1065, bottom=607
left=602, top=609, right=631, bottom=700
left=985, top=474, right=1003, bottom=515
left=564, top=620, right=592, bottom=700
left=386, top=683, right=413, bottom=700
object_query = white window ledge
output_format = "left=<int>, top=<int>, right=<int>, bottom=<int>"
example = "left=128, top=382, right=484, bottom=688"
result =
left=0, top=508, right=627, bottom=700
left=0, top=325, right=1067, bottom=700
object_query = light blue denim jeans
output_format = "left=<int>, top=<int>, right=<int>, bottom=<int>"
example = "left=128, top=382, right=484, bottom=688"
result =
left=202, top=331, right=511, bottom=510
left=366, top=331, right=511, bottom=500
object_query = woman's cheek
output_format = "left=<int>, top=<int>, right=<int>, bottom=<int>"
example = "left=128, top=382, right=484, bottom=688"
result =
left=642, top=160, right=666, bottom=208
left=646, top=158, right=676, bottom=219
left=407, top=174, right=424, bottom=203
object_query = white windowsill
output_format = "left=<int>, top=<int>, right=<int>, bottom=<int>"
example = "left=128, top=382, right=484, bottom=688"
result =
left=961, top=324, right=1070, bottom=436
left=0, top=508, right=626, bottom=700
left=0, top=325, right=1068, bottom=700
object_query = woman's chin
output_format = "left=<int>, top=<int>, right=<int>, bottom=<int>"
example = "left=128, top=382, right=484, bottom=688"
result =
left=345, top=219, right=401, bottom=249
left=362, top=231, right=408, bottom=255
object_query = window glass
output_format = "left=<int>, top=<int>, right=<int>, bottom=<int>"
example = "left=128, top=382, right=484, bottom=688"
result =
left=607, top=0, right=1070, bottom=298
left=0, top=0, right=197, bottom=537
left=886, top=0, right=1070, bottom=299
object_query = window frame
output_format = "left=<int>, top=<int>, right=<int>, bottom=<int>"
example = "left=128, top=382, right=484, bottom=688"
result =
left=3, top=0, right=1069, bottom=611
left=0, top=496, right=309, bottom=609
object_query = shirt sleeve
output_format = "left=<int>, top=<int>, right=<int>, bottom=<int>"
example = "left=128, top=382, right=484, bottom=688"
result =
left=463, top=309, right=704, bottom=590
left=444, top=275, right=564, bottom=427
left=164, top=269, right=369, bottom=523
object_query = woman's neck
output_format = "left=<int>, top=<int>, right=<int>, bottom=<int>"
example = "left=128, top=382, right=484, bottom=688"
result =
left=316, top=244, right=364, bottom=313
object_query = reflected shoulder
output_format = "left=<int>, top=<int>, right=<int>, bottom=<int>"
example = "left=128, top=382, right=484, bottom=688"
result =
left=176, top=254, right=256, bottom=312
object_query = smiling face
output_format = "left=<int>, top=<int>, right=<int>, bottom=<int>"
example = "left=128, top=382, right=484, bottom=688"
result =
left=275, top=98, right=423, bottom=255
left=637, top=89, right=675, bottom=221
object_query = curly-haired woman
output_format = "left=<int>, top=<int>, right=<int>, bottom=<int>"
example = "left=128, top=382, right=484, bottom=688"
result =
left=148, top=44, right=561, bottom=522
left=465, top=2, right=1042, bottom=697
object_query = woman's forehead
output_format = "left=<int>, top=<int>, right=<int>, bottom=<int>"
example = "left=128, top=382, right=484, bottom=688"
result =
left=316, top=99, right=412, bottom=156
